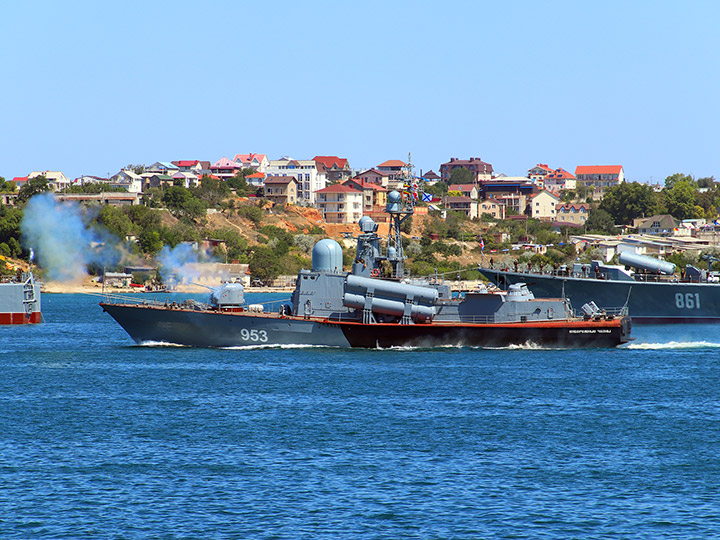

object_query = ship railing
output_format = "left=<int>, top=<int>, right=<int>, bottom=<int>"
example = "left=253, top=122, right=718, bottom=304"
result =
left=572, top=306, right=628, bottom=318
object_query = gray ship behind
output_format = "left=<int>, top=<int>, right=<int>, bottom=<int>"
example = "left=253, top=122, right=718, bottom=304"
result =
left=480, top=251, right=720, bottom=324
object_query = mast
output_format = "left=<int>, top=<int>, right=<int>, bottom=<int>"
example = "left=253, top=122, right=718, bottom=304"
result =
left=385, top=153, right=416, bottom=278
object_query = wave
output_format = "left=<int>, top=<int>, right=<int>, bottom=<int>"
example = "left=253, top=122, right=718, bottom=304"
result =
left=625, top=341, right=720, bottom=350
left=221, top=344, right=341, bottom=350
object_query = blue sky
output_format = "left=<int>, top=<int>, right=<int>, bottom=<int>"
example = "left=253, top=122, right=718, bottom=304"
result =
left=2, top=0, right=719, bottom=183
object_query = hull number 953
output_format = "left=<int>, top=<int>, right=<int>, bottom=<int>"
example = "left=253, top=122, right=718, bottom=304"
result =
left=240, top=328, right=269, bottom=342
left=675, top=292, right=701, bottom=309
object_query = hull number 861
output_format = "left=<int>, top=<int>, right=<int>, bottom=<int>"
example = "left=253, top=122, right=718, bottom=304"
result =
left=675, top=292, right=701, bottom=309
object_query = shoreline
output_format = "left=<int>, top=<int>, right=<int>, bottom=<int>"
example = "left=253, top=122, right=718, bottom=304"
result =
left=41, top=282, right=295, bottom=295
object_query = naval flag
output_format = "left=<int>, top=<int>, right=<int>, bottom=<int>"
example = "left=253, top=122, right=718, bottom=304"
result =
left=421, top=192, right=432, bottom=202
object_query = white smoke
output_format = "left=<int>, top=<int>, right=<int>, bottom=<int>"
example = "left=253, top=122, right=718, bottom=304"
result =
left=156, top=242, right=214, bottom=284
left=20, top=193, right=123, bottom=282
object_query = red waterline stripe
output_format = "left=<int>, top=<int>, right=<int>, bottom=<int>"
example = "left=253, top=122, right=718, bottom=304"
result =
left=0, top=312, right=42, bottom=324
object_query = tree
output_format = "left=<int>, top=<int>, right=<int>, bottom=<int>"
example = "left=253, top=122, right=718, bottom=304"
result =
left=139, top=230, right=163, bottom=254
left=600, top=182, right=659, bottom=225
left=162, top=186, right=207, bottom=220
left=236, top=204, right=264, bottom=225
left=248, top=245, right=284, bottom=283
left=17, top=176, right=51, bottom=203
left=0, top=177, right=16, bottom=193
left=584, top=208, right=616, bottom=234
left=663, top=180, right=698, bottom=220
left=697, top=176, right=716, bottom=189
left=97, top=205, right=133, bottom=239
left=424, top=182, right=447, bottom=197
left=448, top=168, right=475, bottom=185
left=664, top=173, right=695, bottom=189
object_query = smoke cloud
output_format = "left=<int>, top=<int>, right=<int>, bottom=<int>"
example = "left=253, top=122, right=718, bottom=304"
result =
left=20, top=193, right=123, bottom=282
left=157, top=243, right=214, bottom=285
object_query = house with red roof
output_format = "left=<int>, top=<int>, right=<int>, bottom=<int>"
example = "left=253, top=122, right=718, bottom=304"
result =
left=354, top=168, right=392, bottom=188
left=172, top=160, right=204, bottom=172
left=343, top=178, right=388, bottom=212
left=11, top=176, right=28, bottom=189
left=575, top=165, right=624, bottom=190
left=245, top=172, right=266, bottom=189
left=376, top=160, right=407, bottom=187
left=233, top=153, right=269, bottom=172
left=315, top=184, right=363, bottom=224
left=544, top=168, right=576, bottom=191
left=527, top=163, right=554, bottom=183
left=440, top=157, right=493, bottom=183
left=313, top=156, right=351, bottom=183
left=210, top=157, right=243, bottom=179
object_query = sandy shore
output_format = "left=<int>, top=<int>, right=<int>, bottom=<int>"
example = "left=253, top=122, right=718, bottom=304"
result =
left=41, top=281, right=294, bottom=295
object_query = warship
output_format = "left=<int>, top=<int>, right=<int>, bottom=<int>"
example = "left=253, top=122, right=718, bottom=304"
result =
left=480, top=251, right=720, bottom=324
left=0, top=272, right=41, bottom=324
left=101, top=191, right=631, bottom=348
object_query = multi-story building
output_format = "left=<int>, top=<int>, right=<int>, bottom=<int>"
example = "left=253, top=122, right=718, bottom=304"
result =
left=575, top=165, right=624, bottom=190
left=342, top=178, right=388, bottom=212
left=527, top=163, right=553, bottom=183
left=440, top=157, right=493, bottom=183
left=314, top=156, right=352, bottom=183
left=528, top=190, right=560, bottom=220
left=315, top=184, right=363, bottom=224
left=354, top=168, right=392, bottom=188
left=478, top=178, right=537, bottom=215
left=265, top=158, right=327, bottom=204
left=543, top=168, right=576, bottom=191
left=263, top=176, right=298, bottom=206
left=478, top=199, right=506, bottom=220
left=445, top=196, right=478, bottom=219
left=556, top=203, right=589, bottom=226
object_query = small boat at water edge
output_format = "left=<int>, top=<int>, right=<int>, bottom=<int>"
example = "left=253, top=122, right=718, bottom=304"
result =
left=0, top=272, right=42, bottom=324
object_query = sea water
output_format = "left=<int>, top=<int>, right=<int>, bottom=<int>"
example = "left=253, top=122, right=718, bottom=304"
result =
left=1, top=293, right=720, bottom=539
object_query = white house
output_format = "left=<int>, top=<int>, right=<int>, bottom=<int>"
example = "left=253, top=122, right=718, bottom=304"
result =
left=110, top=170, right=143, bottom=193
left=29, top=170, right=71, bottom=191
left=265, top=158, right=327, bottom=205
left=528, top=190, right=560, bottom=220
left=315, top=184, right=363, bottom=223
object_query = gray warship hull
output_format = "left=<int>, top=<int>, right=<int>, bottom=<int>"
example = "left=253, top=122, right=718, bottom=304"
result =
left=101, top=302, right=631, bottom=349
left=101, top=189, right=631, bottom=349
left=480, top=268, right=720, bottom=324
